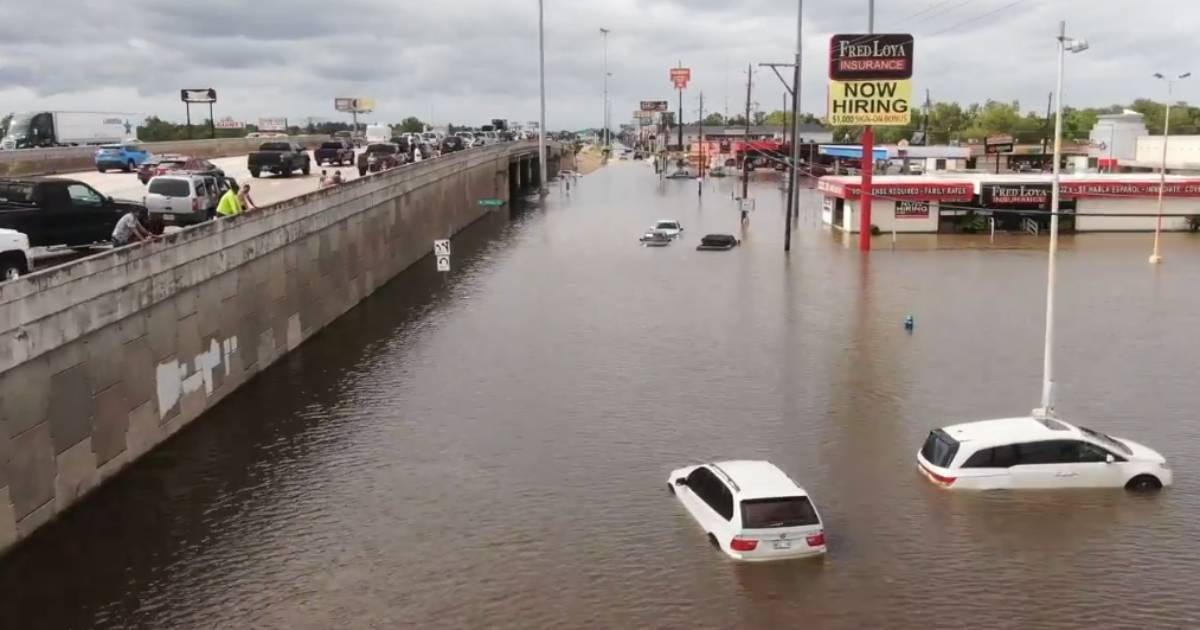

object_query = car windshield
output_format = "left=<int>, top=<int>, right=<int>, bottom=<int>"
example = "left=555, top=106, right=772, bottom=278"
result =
left=921, top=429, right=960, bottom=467
left=148, top=178, right=191, bottom=197
left=260, top=142, right=291, bottom=151
left=319, top=142, right=342, bottom=149
left=655, top=221, right=677, bottom=229
left=99, top=145, right=120, bottom=151
left=6, top=113, right=34, bottom=136
left=1079, top=426, right=1133, bottom=455
left=366, top=144, right=396, bottom=154
left=741, top=497, right=820, bottom=528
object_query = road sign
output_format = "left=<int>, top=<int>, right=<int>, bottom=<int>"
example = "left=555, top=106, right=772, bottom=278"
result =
left=436, top=255, right=451, bottom=272
left=827, top=79, right=912, bottom=126
left=670, top=68, right=691, bottom=89
left=738, top=198, right=756, bottom=212
left=434, top=239, right=451, bottom=256
left=829, top=34, right=914, bottom=80
left=478, top=199, right=505, bottom=207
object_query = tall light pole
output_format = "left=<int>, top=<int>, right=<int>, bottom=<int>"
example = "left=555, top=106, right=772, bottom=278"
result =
left=786, top=0, right=803, bottom=252
left=538, top=0, right=548, bottom=194
left=1149, top=71, right=1190, bottom=264
left=600, top=28, right=610, bottom=149
left=1040, top=21, right=1088, bottom=415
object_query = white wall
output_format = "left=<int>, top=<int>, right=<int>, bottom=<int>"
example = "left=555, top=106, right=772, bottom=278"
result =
left=1136, top=135, right=1200, bottom=167
left=1075, top=196, right=1196, bottom=231
left=833, top=199, right=939, bottom=233
left=1089, top=115, right=1146, bottom=161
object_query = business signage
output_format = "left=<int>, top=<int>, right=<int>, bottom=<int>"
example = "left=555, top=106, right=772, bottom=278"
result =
left=829, top=34, right=914, bottom=81
left=214, top=116, right=245, bottom=129
left=670, top=68, right=691, bottom=89
left=982, top=182, right=1052, bottom=207
left=334, top=97, right=375, bottom=113
left=985, top=133, right=1015, bottom=154
left=895, top=200, right=930, bottom=219
left=180, top=88, right=217, bottom=103
left=641, top=100, right=669, bottom=112
left=1059, top=180, right=1200, bottom=197
left=633, top=110, right=655, bottom=120
left=818, top=179, right=974, bottom=201
left=257, top=117, right=287, bottom=131
left=828, top=79, right=912, bottom=126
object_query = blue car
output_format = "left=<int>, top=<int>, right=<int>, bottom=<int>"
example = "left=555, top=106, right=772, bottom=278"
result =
left=95, top=143, right=151, bottom=173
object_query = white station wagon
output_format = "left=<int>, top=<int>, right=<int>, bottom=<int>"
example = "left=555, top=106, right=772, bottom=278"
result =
left=668, top=460, right=826, bottom=561
left=917, top=416, right=1172, bottom=492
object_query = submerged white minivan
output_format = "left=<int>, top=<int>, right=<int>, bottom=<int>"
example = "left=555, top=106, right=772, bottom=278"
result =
left=668, top=460, right=826, bottom=561
left=917, top=416, right=1172, bottom=492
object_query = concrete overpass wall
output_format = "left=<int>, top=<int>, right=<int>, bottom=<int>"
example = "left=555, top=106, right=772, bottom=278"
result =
left=0, top=135, right=329, bottom=177
left=0, top=143, right=543, bottom=553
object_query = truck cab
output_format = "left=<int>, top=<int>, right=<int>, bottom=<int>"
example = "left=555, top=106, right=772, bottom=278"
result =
left=1, top=112, right=52, bottom=149
left=0, top=177, right=134, bottom=247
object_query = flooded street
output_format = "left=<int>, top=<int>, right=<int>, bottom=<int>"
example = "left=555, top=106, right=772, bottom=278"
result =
left=3, top=160, right=1200, bottom=629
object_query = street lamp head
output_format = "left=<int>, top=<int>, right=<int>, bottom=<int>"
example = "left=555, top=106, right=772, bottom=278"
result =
left=1064, top=38, right=1088, bottom=53
left=1154, top=72, right=1165, bottom=79
left=599, top=27, right=610, bottom=35
left=1180, top=72, right=1192, bottom=79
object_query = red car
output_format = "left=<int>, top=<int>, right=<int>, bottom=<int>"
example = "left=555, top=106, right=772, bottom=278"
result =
left=138, top=155, right=223, bottom=184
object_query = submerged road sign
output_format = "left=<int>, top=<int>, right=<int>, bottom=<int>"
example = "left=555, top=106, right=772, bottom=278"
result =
left=433, top=239, right=451, bottom=256
left=436, top=255, right=451, bottom=272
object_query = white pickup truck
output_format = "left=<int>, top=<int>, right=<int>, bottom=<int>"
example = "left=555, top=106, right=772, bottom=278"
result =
left=0, top=228, right=33, bottom=281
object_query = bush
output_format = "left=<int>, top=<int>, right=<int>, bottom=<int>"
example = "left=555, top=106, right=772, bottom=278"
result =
left=870, top=224, right=882, bottom=236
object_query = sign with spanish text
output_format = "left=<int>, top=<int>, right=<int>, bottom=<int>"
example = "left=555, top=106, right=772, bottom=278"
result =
left=829, top=34, right=914, bottom=80
left=641, top=100, right=669, bottom=112
left=670, top=68, right=691, bottom=89
left=1059, top=180, right=1200, bottom=197
left=895, top=200, right=930, bottom=219
left=827, top=79, right=912, bottom=126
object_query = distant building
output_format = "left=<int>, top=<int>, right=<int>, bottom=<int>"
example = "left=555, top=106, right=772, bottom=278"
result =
left=1089, top=111, right=1147, bottom=169
left=669, top=124, right=833, bottom=147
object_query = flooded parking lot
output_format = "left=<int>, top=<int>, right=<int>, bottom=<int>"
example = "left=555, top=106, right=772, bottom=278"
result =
left=2, top=160, right=1199, bottom=629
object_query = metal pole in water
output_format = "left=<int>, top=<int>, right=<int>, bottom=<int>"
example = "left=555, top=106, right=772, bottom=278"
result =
left=538, top=0, right=549, bottom=195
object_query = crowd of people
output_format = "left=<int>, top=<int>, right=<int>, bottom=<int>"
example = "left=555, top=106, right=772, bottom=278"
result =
left=317, top=170, right=344, bottom=189
left=112, top=179, right=259, bottom=248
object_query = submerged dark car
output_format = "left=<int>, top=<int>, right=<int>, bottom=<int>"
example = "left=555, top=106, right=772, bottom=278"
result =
left=696, top=234, right=740, bottom=251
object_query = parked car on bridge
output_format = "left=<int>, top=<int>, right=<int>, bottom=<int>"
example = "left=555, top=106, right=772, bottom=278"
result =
left=95, top=143, right=151, bottom=173
left=0, top=228, right=33, bottom=281
left=357, top=143, right=404, bottom=177
left=0, top=176, right=140, bottom=247
left=144, top=173, right=232, bottom=226
left=138, top=155, right=225, bottom=185
left=440, top=136, right=466, bottom=154
left=248, top=142, right=311, bottom=178
left=315, top=140, right=355, bottom=166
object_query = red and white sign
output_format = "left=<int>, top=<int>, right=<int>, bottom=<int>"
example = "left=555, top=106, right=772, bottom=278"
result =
left=895, top=200, right=930, bottom=219
left=818, top=178, right=974, bottom=201
left=670, top=67, right=691, bottom=89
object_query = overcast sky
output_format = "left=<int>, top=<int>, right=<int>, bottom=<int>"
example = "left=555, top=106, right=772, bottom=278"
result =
left=0, top=0, right=1196, bottom=130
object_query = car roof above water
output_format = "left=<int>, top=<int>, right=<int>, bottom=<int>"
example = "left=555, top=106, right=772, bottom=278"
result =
left=939, top=416, right=1079, bottom=448
left=712, top=460, right=807, bottom=501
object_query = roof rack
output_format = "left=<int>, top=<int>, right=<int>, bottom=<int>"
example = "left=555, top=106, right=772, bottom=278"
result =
left=709, top=463, right=741, bottom=492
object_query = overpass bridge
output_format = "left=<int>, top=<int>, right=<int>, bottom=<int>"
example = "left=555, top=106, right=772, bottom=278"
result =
left=0, top=141, right=572, bottom=553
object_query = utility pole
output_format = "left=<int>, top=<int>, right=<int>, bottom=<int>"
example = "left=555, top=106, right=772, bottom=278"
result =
left=677, top=60, right=685, bottom=151
left=858, top=0, right=876, bottom=251
left=600, top=28, right=610, bottom=150
left=538, top=0, right=548, bottom=194
left=698, top=92, right=706, bottom=181
left=1041, top=91, right=1053, bottom=170
left=786, top=0, right=803, bottom=250
left=742, top=63, right=753, bottom=202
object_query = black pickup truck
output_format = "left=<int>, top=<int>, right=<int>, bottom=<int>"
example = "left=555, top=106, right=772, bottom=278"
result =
left=247, top=142, right=311, bottom=178
left=0, top=177, right=140, bottom=247
left=314, top=140, right=356, bottom=166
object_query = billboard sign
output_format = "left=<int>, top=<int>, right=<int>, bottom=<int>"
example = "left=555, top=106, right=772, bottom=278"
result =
left=334, top=97, right=375, bottom=113
left=641, top=100, right=669, bottom=112
left=670, top=68, right=691, bottom=89
left=982, top=182, right=1053, bottom=208
left=985, top=133, right=1015, bottom=154
left=829, top=34, right=914, bottom=80
left=180, top=88, right=217, bottom=103
left=214, top=116, right=244, bottom=129
left=827, top=79, right=912, bottom=126
left=257, top=117, right=287, bottom=131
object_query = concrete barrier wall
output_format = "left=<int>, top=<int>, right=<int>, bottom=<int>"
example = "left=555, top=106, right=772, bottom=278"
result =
left=0, top=143, right=549, bottom=553
left=0, top=135, right=329, bottom=177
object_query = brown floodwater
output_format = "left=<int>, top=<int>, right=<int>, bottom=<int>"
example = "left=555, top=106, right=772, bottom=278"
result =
left=2, top=161, right=1199, bottom=629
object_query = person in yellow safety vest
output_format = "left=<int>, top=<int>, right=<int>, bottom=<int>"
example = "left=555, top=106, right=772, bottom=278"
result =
left=216, top=183, right=242, bottom=218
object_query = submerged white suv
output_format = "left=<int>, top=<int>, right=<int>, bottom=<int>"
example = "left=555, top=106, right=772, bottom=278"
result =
left=668, top=460, right=826, bottom=561
left=917, top=416, right=1172, bottom=492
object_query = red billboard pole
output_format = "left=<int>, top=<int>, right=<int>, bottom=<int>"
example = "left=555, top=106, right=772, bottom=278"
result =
left=859, top=127, right=874, bottom=250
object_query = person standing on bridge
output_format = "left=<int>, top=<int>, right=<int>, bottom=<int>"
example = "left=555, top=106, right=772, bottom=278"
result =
left=216, top=182, right=242, bottom=218
left=318, top=169, right=329, bottom=189
left=238, top=183, right=258, bottom=211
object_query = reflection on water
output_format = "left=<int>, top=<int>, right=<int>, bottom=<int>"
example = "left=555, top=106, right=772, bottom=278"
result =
left=2, top=161, right=1199, bottom=629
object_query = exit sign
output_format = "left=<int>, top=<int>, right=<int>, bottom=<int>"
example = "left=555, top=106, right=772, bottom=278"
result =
left=478, top=199, right=505, bottom=207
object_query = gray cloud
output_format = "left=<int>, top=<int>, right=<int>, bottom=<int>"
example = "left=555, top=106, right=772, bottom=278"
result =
left=0, top=0, right=1197, bottom=130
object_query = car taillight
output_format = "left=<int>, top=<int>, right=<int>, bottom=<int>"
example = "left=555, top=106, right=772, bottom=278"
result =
left=191, top=197, right=199, bottom=211
left=806, top=532, right=825, bottom=547
left=920, top=463, right=957, bottom=486
left=729, top=537, right=758, bottom=552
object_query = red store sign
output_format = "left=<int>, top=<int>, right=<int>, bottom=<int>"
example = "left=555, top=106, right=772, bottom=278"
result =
left=818, top=178, right=974, bottom=202
left=1059, top=180, right=1200, bottom=197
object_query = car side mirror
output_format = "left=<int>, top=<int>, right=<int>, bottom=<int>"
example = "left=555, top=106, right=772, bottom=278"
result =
left=104, top=196, right=114, bottom=205
left=673, top=478, right=686, bottom=487
left=1105, top=454, right=1115, bottom=464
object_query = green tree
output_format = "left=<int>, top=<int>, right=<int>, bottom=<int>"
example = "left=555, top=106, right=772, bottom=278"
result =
left=702, top=112, right=725, bottom=126
left=0, top=113, right=11, bottom=138
left=753, top=111, right=768, bottom=126
left=397, top=116, right=426, bottom=133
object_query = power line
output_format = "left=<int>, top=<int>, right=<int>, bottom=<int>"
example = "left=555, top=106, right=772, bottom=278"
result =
left=927, top=0, right=1029, bottom=37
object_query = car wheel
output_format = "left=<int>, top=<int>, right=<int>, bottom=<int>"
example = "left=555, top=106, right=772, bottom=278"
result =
left=359, top=169, right=367, bottom=177
left=302, top=161, right=311, bottom=176
left=97, top=167, right=107, bottom=173
left=667, top=483, right=675, bottom=495
left=125, top=159, right=135, bottom=172
left=250, top=169, right=261, bottom=178
left=1, top=262, right=22, bottom=281
left=707, top=533, right=720, bottom=549
left=1126, top=475, right=1163, bottom=492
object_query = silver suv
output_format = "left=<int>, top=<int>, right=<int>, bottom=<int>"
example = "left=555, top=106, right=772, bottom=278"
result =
left=144, top=173, right=231, bottom=226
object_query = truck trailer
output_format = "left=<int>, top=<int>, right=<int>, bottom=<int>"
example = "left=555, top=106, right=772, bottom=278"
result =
left=1, top=111, right=143, bottom=150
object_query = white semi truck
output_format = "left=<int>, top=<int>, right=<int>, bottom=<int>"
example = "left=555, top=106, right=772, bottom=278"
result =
left=1, top=111, right=143, bottom=150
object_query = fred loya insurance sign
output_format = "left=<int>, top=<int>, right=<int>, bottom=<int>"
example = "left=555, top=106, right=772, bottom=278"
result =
left=827, top=33, right=914, bottom=126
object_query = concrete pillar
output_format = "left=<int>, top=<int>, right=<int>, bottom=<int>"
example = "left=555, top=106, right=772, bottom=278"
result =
left=508, top=162, right=520, bottom=197
left=531, top=158, right=541, bottom=187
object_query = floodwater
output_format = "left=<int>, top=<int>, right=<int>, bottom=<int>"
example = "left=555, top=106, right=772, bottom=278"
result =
left=3, top=160, right=1200, bottom=629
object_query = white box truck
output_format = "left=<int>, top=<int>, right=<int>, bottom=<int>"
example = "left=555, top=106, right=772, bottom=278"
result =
left=1, top=111, right=143, bottom=149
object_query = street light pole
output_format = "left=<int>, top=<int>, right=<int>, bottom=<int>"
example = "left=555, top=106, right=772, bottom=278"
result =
left=786, top=0, right=803, bottom=252
left=1040, top=21, right=1088, bottom=414
left=538, top=0, right=548, bottom=194
left=600, top=28, right=610, bottom=149
left=1149, top=71, right=1190, bottom=264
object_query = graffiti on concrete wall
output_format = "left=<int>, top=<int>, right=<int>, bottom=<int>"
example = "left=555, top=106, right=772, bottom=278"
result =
left=155, top=336, right=239, bottom=419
